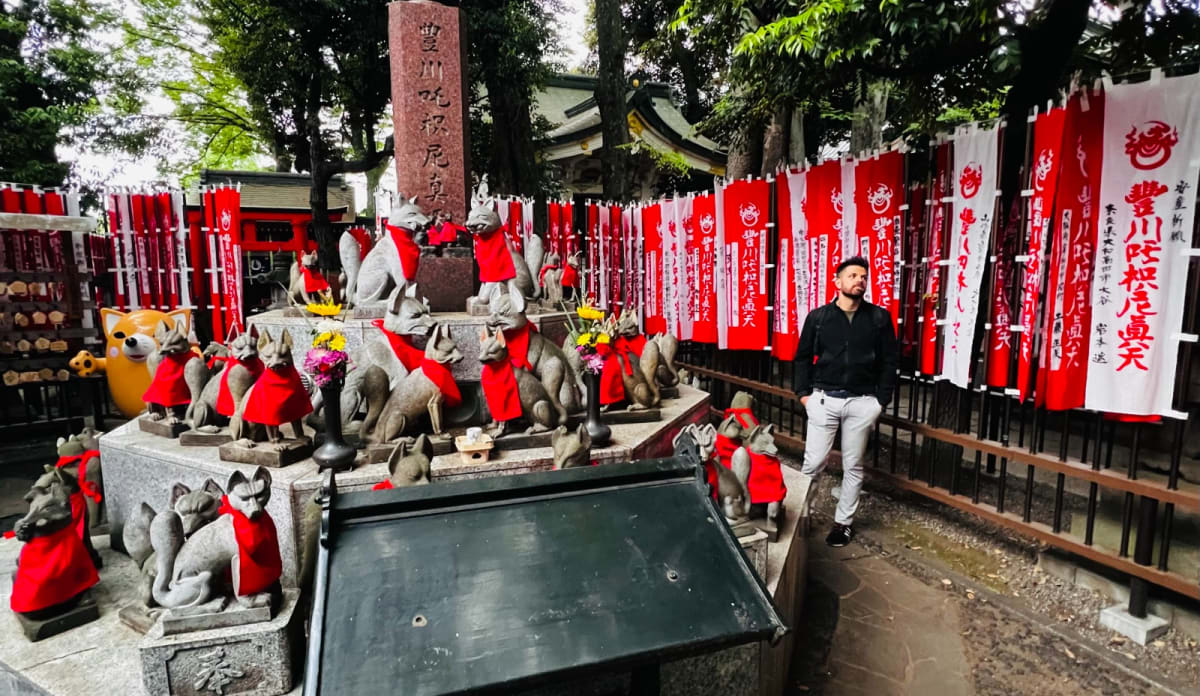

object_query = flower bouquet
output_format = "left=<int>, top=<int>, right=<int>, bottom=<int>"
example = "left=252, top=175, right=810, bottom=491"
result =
left=564, top=301, right=611, bottom=375
left=303, top=321, right=350, bottom=388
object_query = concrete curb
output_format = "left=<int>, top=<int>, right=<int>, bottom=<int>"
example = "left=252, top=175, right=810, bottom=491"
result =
left=812, top=508, right=1197, bottom=696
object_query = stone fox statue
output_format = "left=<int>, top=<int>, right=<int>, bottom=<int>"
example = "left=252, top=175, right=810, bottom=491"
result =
left=486, top=292, right=581, bottom=424
left=614, top=309, right=679, bottom=389
left=465, top=184, right=543, bottom=307
left=372, top=323, right=464, bottom=443
left=230, top=330, right=312, bottom=447
left=186, top=329, right=263, bottom=432
left=288, top=249, right=336, bottom=306
left=344, top=196, right=430, bottom=306
left=478, top=328, right=555, bottom=437
left=551, top=423, right=591, bottom=469
left=124, top=479, right=225, bottom=608
left=314, top=285, right=435, bottom=429
left=148, top=467, right=280, bottom=609
left=10, top=467, right=100, bottom=619
left=142, top=319, right=199, bottom=424
left=731, top=424, right=785, bottom=528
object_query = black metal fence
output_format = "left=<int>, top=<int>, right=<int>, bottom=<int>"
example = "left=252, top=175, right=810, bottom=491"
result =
left=0, top=375, right=113, bottom=440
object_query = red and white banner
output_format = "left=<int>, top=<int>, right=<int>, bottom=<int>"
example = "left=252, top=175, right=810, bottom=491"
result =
left=586, top=202, right=599, bottom=302
left=1016, top=107, right=1067, bottom=401
left=692, top=192, right=719, bottom=343
left=855, top=150, right=904, bottom=327
left=1038, top=91, right=1104, bottom=410
left=548, top=201, right=561, bottom=256
left=718, top=178, right=770, bottom=350
left=669, top=196, right=693, bottom=339
left=806, top=160, right=843, bottom=305
left=522, top=197, right=535, bottom=257
left=772, top=169, right=808, bottom=360
left=1087, top=73, right=1200, bottom=417
left=941, top=123, right=1000, bottom=388
left=920, top=143, right=951, bottom=375
left=562, top=200, right=576, bottom=256
left=642, top=202, right=665, bottom=334
left=840, top=159, right=857, bottom=263
left=212, top=186, right=244, bottom=335
left=598, top=203, right=611, bottom=308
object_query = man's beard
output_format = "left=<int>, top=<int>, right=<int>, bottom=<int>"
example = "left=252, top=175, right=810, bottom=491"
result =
left=840, top=286, right=865, bottom=299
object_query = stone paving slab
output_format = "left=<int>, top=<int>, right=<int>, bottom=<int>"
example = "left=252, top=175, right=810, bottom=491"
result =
left=803, top=538, right=973, bottom=695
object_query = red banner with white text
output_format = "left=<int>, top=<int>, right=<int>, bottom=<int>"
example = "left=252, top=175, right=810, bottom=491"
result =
left=692, top=193, right=718, bottom=343
left=920, top=144, right=951, bottom=375
left=719, top=178, right=770, bottom=351
left=855, top=151, right=904, bottom=328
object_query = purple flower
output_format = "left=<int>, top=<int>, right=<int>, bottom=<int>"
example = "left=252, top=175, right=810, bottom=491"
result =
left=304, top=348, right=350, bottom=388
left=581, top=352, right=605, bottom=375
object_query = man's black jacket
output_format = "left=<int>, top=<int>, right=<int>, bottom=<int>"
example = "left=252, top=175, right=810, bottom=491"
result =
left=795, top=300, right=899, bottom=406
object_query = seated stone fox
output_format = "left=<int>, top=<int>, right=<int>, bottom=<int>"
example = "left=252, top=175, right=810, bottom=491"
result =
left=186, top=329, right=263, bottom=432
left=370, top=323, right=464, bottom=443
left=148, top=467, right=280, bottom=610
left=486, top=292, right=581, bottom=424
left=478, top=328, right=555, bottom=437
left=613, top=309, right=680, bottom=388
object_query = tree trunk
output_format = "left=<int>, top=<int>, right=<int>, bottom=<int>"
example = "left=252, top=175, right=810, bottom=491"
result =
left=725, top=119, right=763, bottom=181
left=850, top=81, right=889, bottom=154
left=674, top=41, right=704, bottom=124
left=485, top=76, right=540, bottom=197
left=999, top=0, right=1091, bottom=222
left=760, top=104, right=790, bottom=177
left=788, top=110, right=805, bottom=165
left=594, top=0, right=630, bottom=201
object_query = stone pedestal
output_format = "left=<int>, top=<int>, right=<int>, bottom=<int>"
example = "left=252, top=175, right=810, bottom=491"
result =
left=139, top=416, right=188, bottom=439
left=179, top=429, right=232, bottom=447
left=14, top=591, right=100, bottom=642
left=140, top=589, right=300, bottom=696
left=415, top=256, right=473, bottom=311
left=100, top=385, right=711, bottom=587
left=219, top=437, right=314, bottom=468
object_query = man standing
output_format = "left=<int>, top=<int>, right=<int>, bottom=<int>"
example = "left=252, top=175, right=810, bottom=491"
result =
left=796, top=256, right=898, bottom=547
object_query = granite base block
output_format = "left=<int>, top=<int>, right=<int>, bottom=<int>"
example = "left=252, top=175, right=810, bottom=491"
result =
left=140, top=589, right=300, bottom=696
left=139, top=416, right=189, bottom=439
left=120, top=603, right=160, bottom=635
left=179, top=429, right=233, bottom=447
left=218, top=439, right=314, bottom=468
left=15, top=590, right=100, bottom=642
left=160, top=598, right=273, bottom=636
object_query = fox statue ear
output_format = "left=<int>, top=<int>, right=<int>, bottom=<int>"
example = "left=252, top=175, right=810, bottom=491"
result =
left=496, top=329, right=507, bottom=348
left=576, top=422, right=591, bottom=449
left=248, top=324, right=260, bottom=339
left=257, top=330, right=272, bottom=350
left=166, top=309, right=191, bottom=338
left=252, top=466, right=272, bottom=490
left=281, top=331, right=293, bottom=349
left=388, top=286, right=404, bottom=315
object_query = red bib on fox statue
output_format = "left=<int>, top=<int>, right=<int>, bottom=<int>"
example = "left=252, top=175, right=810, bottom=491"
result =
left=714, top=433, right=739, bottom=469
left=561, top=264, right=579, bottom=288
left=595, top=344, right=627, bottom=405
left=142, top=351, right=193, bottom=407
left=746, top=451, right=787, bottom=504
left=386, top=224, right=421, bottom=282
left=420, top=358, right=462, bottom=409
left=216, top=356, right=264, bottom=417
left=475, top=229, right=516, bottom=283
left=55, top=450, right=102, bottom=544
left=10, top=524, right=99, bottom=613
left=501, top=324, right=536, bottom=371
left=371, top=320, right=425, bottom=372
left=242, top=365, right=312, bottom=426
left=724, top=407, right=759, bottom=430
left=218, top=496, right=282, bottom=596
left=480, top=360, right=522, bottom=422
left=300, top=266, right=330, bottom=293
left=614, top=334, right=647, bottom=360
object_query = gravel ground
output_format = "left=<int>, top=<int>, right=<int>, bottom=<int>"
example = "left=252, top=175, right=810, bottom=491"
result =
left=784, top=452, right=1200, bottom=693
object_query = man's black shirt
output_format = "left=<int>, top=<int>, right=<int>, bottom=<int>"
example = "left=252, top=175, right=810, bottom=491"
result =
left=795, top=300, right=899, bottom=406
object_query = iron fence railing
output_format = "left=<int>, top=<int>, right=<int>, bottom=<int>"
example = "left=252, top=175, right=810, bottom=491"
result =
left=0, top=375, right=112, bottom=440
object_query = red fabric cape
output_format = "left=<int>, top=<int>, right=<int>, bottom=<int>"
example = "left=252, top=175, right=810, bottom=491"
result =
left=386, top=224, right=420, bottom=281
left=420, top=358, right=462, bottom=409
left=615, top=334, right=647, bottom=359
left=300, top=266, right=330, bottom=293
left=218, top=497, right=282, bottom=596
left=610, top=337, right=640, bottom=375
left=10, top=522, right=99, bottom=612
left=502, top=324, right=535, bottom=371
left=242, top=365, right=312, bottom=426
left=55, top=451, right=102, bottom=505
left=474, top=229, right=515, bottom=282
left=217, top=356, right=265, bottom=417
left=595, top=344, right=627, bottom=405
left=349, top=227, right=372, bottom=261
left=724, top=407, right=759, bottom=430
left=371, top=320, right=425, bottom=372
left=480, top=360, right=522, bottom=422
left=561, top=265, right=579, bottom=288
left=429, top=221, right=464, bottom=246
left=746, top=451, right=786, bottom=504
left=143, top=352, right=193, bottom=407
left=538, top=263, right=559, bottom=286
left=714, top=433, right=739, bottom=470
left=372, top=479, right=395, bottom=491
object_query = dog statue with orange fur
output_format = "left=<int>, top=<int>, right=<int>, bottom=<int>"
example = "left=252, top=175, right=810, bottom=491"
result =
left=68, top=308, right=193, bottom=419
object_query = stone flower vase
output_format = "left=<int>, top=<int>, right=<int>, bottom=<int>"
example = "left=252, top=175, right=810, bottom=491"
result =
left=584, top=370, right=611, bottom=447
left=312, top=380, right=356, bottom=471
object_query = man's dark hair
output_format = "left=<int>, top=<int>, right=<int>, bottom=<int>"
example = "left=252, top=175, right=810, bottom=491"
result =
left=836, top=256, right=869, bottom=276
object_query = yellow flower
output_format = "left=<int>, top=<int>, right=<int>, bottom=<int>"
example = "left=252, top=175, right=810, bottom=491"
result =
left=595, top=332, right=611, bottom=344
left=576, top=332, right=593, bottom=346
left=576, top=305, right=605, bottom=321
left=329, top=334, right=346, bottom=351
left=313, top=331, right=332, bottom=348
left=307, top=302, right=343, bottom=317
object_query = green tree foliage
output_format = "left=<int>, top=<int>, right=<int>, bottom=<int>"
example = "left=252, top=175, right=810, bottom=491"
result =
left=1, top=0, right=150, bottom=187
left=464, top=0, right=563, bottom=198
